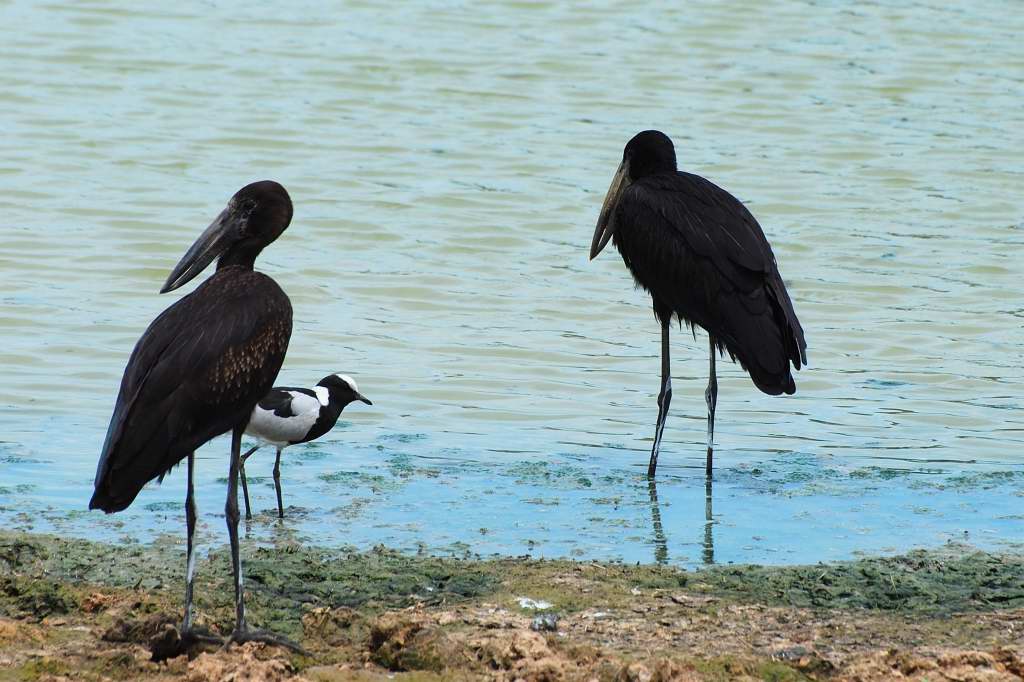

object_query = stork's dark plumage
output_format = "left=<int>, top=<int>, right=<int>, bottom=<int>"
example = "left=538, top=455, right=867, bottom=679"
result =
left=590, top=130, right=807, bottom=479
left=238, top=373, right=371, bottom=520
left=89, top=180, right=300, bottom=655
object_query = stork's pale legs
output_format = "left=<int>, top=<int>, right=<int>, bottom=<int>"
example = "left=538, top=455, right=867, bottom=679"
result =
left=224, top=426, right=305, bottom=653
left=272, top=447, right=284, bottom=519
left=239, top=445, right=260, bottom=521
left=705, top=334, right=718, bottom=480
left=158, top=452, right=223, bottom=657
left=159, top=471, right=230, bottom=663
left=225, top=427, right=246, bottom=633
left=648, top=320, right=673, bottom=478
left=183, top=451, right=197, bottom=632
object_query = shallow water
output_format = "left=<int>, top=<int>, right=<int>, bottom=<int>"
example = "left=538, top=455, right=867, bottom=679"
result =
left=1, top=0, right=1022, bottom=567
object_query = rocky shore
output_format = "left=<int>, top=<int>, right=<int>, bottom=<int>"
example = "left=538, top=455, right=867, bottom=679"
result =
left=2, top=531, right=1022, bottom=680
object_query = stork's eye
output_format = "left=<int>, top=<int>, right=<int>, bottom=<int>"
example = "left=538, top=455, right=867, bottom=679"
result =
left=233, top=200, right=257, bottom=237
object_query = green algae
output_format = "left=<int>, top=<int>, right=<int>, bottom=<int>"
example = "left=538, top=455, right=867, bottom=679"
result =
left=2, top=531, right=1024, bottom=681
left=0, top=575, right=78, bottom=620
left=727, top=457, right=1024, bottom=499
left=914, top=470, right=1024, bottom=492
left=9, top=658, right=73, bottom=682
left=0, top=532, right=495, bottom=640
left=236, top=544, right=496, bottom=637
left=2, top=530, right=1023, bottom=645
left=504, top=461, right=614, bottom=489
left=690, top=546, right=1024, bottom=614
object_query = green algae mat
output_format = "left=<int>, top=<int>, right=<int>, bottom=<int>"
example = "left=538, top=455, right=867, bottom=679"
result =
left=2, top=531, right=1024, bottom=681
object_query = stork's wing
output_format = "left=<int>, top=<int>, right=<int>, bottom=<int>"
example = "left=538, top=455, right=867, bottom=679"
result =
left=91, top=269, right=291, bottom=512
left=623, top=172, right=777, bottom=278
left=615, top=172, right=806, bottom=393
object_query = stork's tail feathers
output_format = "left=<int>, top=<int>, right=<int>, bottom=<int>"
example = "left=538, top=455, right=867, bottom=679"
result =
left=88, top=488, right=134, bottom=514
left=715, top=276, right=806, bottom=397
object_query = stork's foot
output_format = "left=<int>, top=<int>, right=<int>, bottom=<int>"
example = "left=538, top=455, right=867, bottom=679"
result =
left=149, top=624, right=224, bottom=661
left=226, top=627, right=308, bottom=655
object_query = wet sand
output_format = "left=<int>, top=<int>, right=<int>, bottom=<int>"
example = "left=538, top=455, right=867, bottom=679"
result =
left=1, top=531, right=1022, bottom=681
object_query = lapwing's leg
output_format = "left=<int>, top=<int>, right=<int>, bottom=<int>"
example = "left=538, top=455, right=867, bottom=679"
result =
left=705, top=334, right=718, bottom=480
left=272, top=448, right=284, bottom=519
left=224, top=425, right=305, bottom=654
left=648, top=320, right=672, bottom=478
left=239, top=446, right=259, bottom=521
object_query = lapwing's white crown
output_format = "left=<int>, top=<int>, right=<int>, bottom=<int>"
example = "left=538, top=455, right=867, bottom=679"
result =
left=334, top=373, right=359, bottom=392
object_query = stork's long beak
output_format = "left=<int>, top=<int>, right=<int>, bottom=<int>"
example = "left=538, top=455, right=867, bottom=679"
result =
left=161, top=204, right=244, bottom=293
left=590, top=160, right=630, bottom=260
left=356, top=393, right=372, bottom=406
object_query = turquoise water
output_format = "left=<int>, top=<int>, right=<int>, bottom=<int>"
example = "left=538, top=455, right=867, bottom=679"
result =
left=1, top=0, right=1022, bottom=566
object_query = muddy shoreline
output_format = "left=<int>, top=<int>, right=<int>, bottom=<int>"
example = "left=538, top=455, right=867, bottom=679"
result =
left=1, top=531, right=1022, bottom=680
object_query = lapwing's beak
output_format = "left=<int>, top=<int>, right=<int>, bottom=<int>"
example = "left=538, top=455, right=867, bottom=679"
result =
left=357, top=393, right=372, bottom=406
left=590, top=159, right=630, bottom=260
left=161, top=203, right=247, bottom=293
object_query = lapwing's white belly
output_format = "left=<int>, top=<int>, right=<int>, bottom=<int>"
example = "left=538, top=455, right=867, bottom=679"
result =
left=245, top=391, right=322, bottom=446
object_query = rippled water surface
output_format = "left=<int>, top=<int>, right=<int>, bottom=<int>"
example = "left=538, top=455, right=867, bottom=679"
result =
left=1, top=0, right=1022, bottom=567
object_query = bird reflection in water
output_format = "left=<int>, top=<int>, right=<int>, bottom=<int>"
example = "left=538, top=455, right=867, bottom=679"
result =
left=647, top=477, right=669, bottom=565
left=646, top=475, right=716, bottom=566
left=703, top=478, right=714, bottom=565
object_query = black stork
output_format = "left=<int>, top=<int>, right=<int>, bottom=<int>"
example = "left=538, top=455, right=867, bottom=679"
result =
left=590, top=130, right=806, bottom=479
left=89, top=180, right=298, bottom=653
left=238, top=373, right=372, bottom=520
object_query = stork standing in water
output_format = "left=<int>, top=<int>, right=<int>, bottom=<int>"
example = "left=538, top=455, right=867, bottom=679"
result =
left=590, top=131, right=806, bottom=479
left=239, top=373, right=372, bottom=520
left=89, top=181, right=299, bottom=654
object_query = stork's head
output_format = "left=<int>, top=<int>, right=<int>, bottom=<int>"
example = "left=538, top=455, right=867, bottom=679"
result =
left=590, top=131, right=677, bottom=260
left=161, top=181, right=293, bottom=293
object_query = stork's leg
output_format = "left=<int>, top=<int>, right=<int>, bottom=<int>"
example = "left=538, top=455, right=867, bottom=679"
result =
left=239, top=446, right=259, bottom=521
left=159, top=452, right=221, bottom=658
left=224, top=425, right=305, bottom=654
left=225, top=427, right=247, bottom=633
left=648, top=320, right=672, bottom=478
left=273, top=447, right=284, bottom=519
left=705, top=334, right=719, bottom=480
left=182, top=451, right=197, bottom=632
